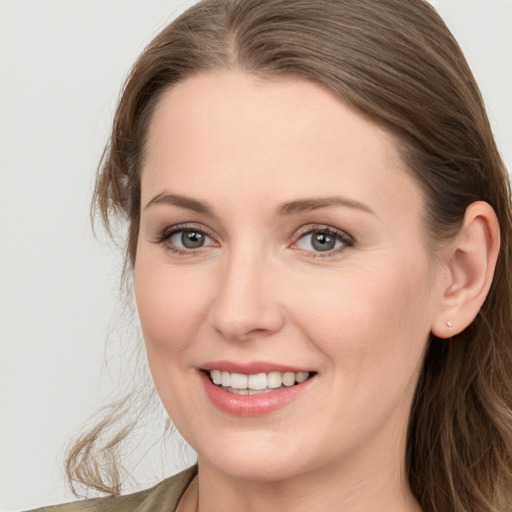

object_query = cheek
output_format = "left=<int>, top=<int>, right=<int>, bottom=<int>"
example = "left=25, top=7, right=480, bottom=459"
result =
left=289, top=261, right=433, bottom=442
left=290, top=256, right=433, bottom=375
left=134, top=257, right=212, bottom=357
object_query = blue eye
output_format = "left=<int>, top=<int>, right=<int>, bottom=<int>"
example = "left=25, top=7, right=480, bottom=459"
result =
left=163, top=228, right=214, bottom=250
left=295, top=228, right=352, bottom=253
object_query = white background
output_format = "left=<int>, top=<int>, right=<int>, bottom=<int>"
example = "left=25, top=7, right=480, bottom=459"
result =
left=1, top=1, right=511, bottom=510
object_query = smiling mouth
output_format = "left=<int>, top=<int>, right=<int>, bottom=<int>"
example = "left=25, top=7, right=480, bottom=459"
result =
left=205, top=370, right=314, bottom=395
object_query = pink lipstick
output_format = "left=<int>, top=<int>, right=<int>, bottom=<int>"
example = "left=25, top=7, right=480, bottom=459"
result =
left=199, top=361, right=315, bottom=416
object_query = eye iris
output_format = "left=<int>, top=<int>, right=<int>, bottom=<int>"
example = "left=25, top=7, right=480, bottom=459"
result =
left=181, top=230, right=205, bottom=249
left=311, top=232, right=335, bottom=251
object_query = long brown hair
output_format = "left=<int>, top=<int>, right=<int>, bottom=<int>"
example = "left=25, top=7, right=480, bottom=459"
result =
left=68, top=0, right=512, bottom=509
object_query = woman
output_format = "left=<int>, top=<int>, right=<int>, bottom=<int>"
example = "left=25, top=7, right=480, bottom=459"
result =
left=30, top=0, right=512, bottom=510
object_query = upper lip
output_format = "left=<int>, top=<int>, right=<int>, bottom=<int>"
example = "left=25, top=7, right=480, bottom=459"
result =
left=200, top=360, right=313, bottom=374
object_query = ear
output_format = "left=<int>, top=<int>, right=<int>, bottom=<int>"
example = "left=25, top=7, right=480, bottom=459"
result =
left=431, top=201, right=500, bottom=339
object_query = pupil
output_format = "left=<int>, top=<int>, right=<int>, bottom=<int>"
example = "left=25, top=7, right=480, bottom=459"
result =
left=312, top=232, right=335, bottom=251
left=181, top=230, right=205, bottom=249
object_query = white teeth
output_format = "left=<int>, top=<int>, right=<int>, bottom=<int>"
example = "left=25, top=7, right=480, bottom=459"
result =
left=208, top=370, right=311, bottom=391
left=230, top=373, right=248, bottom=389
left=228, top=388, right=274, bottom=395
left=267, top=371, right=282, bottom=389
left=296, top=372, right=309, bottom=383
left=221, top=371, right=231, bottom=387
left=248, top=373, right=267, bottom=390
left=211, top=369, right=222, bottom=385
left=282, top=372, right=295, bottom=387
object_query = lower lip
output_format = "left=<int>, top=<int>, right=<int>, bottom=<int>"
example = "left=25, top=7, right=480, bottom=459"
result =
left=200, top=371, right=314, bottom=416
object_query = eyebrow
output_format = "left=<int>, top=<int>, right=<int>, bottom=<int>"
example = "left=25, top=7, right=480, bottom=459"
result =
left=277, top=197, right=376, bottom=216
left=144, top=192, right=214, bottom=214
left=144, top=192, right=375, bottom=217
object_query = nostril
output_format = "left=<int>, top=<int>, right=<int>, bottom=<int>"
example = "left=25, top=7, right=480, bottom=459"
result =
left=207, top=268, right=286, bottom=341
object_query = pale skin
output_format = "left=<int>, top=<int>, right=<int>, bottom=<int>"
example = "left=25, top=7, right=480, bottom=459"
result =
left=134, top=71, right=500, bottom=512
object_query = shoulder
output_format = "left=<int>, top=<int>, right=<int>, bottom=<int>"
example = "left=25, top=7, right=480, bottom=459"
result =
left=25, top=465, right=197, bottom=512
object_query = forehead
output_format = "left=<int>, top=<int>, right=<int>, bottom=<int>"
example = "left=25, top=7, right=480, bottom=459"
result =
left=141, top=71, right=423, bottom=224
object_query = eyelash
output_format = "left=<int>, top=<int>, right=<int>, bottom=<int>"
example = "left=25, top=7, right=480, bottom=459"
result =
left=156, top=223, right=217, bottom=256
left=155, top=223, right=354, bottom=258
left=292, top=225, right=354, bottom=258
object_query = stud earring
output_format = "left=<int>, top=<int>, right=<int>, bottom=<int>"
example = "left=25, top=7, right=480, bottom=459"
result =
left=446, top=320, right=453, bottom=331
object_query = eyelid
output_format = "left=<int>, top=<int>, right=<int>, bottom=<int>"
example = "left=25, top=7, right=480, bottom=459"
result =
left=153, top=222, right=353, bottom=257
left=290, top=224, right=355, bottom=256
left=156, top=222, right=219, bottom=252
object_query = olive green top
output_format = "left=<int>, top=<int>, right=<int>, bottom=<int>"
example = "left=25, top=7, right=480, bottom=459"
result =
left=26, top=466, right=197, bottom=512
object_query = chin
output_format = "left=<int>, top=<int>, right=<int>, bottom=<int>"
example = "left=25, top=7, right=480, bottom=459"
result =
left=193, top=431, right=330, bottom=483
left=201, top=454, right=310, bottom=482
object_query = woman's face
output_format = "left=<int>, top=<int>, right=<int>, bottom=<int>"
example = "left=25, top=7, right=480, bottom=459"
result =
left=135, top=72, right=445, bottom=482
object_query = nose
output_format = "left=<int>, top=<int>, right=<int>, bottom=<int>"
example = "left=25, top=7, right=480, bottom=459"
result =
left=207, top=249, right=285, bottom=341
